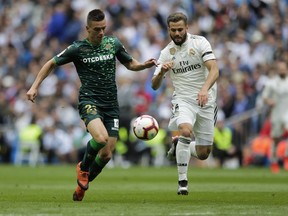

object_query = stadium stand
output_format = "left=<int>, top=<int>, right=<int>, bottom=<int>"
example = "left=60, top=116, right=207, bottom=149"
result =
left=1, top=0, right=288, bottom=167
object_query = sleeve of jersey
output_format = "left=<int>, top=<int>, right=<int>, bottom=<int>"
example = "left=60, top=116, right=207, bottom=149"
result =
left=53, top=44, right=77, bottom=66
left=115, top=38, right=133, bottom=64
left=153, top=50, right=169, bottom=76
left=200, top=37, right=216, bottom=62
left=261, top=82, right=272, bottom=100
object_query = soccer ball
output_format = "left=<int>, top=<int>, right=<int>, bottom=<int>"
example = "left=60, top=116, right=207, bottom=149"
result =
left=133, top=115, right=159, bottom=140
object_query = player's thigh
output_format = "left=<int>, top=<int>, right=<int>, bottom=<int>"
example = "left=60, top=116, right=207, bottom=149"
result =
left=87, top=118, right=109, bottom=143
left=89, top=112, right=119, bottom=143
left=79, top=101, right=119, bottom=142
left=193, top=105, right=215, bottom=144
left=102, top=110, right=120, bottom=138
left=78, top=101, right=108, bottom=139
left=168, top=99, right=197, bottom=131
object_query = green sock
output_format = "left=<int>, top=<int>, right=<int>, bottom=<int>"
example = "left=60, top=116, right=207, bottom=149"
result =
left=90, top=139, right=106, bottom=152
left=88, top=155, right=109, bottom=182
left=81, top=139, right=105, bottom=171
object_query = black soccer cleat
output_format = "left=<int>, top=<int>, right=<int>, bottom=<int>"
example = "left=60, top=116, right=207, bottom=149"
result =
left=177, top=180, right=188, bottom=195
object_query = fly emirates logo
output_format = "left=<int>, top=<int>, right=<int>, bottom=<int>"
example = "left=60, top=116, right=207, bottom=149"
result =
left=172, top=61, right=201, bottom=74
left=82, top=54, right=113, bottom=63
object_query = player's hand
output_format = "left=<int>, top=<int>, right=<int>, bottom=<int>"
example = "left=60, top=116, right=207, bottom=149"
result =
left=197, top=89, right=208, bottom=107
left=144, top=58, right=159, bottom=68
left=160, top=61, right=173, bottom=74
left=26, top=88, right=38, bottom=103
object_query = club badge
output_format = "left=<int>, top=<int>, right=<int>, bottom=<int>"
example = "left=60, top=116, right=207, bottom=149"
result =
left=170, top=48, right=176, bottom=55
left=189, top=48, right=195, bottom=56
left=105, top=43, right=112, bottom=50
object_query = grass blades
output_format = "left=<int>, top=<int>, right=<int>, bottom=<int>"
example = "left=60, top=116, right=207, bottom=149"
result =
left=0, top=165, right=288, bottom=216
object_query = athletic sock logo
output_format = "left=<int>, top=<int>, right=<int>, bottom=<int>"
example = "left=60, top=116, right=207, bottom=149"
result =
left=177, top=163, right=187, bottom=166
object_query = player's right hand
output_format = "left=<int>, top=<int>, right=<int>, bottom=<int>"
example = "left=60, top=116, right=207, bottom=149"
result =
left=26, top=88, right=37, bottom=103
left=160, top=61, right=173, bottom=74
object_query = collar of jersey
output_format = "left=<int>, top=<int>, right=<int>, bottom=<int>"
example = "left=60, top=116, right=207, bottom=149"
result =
left=85, top=38, right=102, bottom=47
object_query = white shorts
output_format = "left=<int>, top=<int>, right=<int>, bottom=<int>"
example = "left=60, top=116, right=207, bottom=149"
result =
left=168, top=98, right=217, bottom=144
left=271, top=111, right=288, bottom=138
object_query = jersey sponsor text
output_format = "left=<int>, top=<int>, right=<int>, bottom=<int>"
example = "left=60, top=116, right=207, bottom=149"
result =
left=82, top=54, right=113, bottom=63
left=172, top=63, right=201, bottom=74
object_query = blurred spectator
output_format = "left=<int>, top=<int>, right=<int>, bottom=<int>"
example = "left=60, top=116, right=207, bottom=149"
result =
left=276, top=139, right=288, bottom=170
left=15, top=116, right=43, bottom=166
left=133, top=81, right=153, bottom=116
left=246, top=114, right=288, bottom=169
left=212, top=110, right=236, bottom=168
left=46, top=3, right=69, bottom=42
left=1, top=0, right=288, bottom=167
left=248, top=133, right=273, bottom=167
left=42, top=124, right=77, bottom=164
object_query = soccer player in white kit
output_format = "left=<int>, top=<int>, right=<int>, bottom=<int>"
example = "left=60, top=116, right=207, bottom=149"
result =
left=262, top=60, right=288, bottom=173
left=151, top=12, right=219, bottom=195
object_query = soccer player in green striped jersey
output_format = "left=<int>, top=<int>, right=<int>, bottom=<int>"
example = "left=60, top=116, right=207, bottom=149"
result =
left=27, top=9, right=157, bottom=201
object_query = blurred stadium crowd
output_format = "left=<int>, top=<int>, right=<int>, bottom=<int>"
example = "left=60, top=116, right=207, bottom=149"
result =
left=0, top=0, right=288, bottom=167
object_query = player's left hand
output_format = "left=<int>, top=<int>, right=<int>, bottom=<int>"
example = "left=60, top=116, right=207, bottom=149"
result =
left=197, top=89, right=208, bottom=107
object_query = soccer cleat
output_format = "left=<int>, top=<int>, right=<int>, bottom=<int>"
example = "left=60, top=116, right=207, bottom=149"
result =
left=73, top=185, right=85, bottom=201
left=177, top=180, right=188, bottom=195
left=270, top=162, right=280, bottom=173
left=76, top=162, right=89, bottom=190
left=167, top=136, right=179, bottom=161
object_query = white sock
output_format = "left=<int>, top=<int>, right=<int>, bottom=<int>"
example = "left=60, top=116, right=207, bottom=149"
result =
left=190, top=141, right=199, bottom=159
left=176, top=136, right=191, bottom=181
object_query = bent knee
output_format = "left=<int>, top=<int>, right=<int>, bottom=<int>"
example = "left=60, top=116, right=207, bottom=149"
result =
left=196, top=146, right=212, bottom=160
left=94, top=135, right=109, bottom=145
left=198, top=153, right=210, bottom=160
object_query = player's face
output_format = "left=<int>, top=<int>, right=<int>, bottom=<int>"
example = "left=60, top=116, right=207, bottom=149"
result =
left=86, top=19, right=106, bottom=45
left=277, top=61, right=288, bottom=79
left=168, top=20, right=188, bottom=46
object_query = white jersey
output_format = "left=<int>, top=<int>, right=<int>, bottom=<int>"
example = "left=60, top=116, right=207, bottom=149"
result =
left=154, top=33, right=217, bottom=105
left=262, top=75, right=288, bottom=119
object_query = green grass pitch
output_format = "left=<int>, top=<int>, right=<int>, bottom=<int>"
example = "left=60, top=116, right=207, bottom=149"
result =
left=0, top=164, right=287, bottom=216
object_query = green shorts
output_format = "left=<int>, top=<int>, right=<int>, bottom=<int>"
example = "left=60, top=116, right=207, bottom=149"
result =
left=78, top=101, right=120, bottom=137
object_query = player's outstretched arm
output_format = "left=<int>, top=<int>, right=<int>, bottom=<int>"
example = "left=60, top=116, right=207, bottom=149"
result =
left=26, top=58, right=56, bottom=103
left=124, top=58, right=158, bottom=71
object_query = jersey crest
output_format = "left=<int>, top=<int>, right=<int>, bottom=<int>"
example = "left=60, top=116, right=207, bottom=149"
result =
left=189, top=48, right=196, bottom=56
left=170, top=47, right=176, bottom=55
left=105, top=43, right=112, bottom=50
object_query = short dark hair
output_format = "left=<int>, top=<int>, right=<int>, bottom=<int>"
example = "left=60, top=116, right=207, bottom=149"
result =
left=167, top=12, right=187, bottom=27
left=87, top=9, right=105, bottom=25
